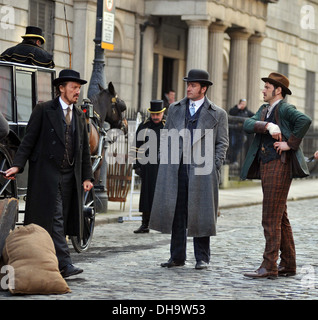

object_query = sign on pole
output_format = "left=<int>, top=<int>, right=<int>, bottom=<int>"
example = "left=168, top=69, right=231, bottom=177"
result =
left=101, top=0, right=116, bottom=50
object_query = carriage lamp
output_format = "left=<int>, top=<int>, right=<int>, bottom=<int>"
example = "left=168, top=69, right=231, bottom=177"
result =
left=81, top=99, right=94, bottom=119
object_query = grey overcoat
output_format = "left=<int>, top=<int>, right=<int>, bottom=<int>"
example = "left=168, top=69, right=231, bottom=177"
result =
left=149, top=97, right=229, bottom=237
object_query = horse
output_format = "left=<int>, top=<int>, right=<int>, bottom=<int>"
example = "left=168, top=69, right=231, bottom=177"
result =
left=86, top=82, right=128, bottom=184
left=91, top=82, right=128, bottom=135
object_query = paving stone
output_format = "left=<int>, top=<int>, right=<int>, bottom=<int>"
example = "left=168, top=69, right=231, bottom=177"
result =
left=1, top=198, right=317, bottom=300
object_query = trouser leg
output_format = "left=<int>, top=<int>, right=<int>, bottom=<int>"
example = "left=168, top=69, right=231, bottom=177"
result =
left=280, top=205, right=296, bottom=270
left=170, top=165, right=188, bottom=263
left=193, top=237, right=210, bottom=263
left=260, top=159, right=294, bottom=272
left=170, top=199, right=187, bottom=263
left=142, top=212, right=150, bottom=227
left=52, top=183, right=72, bottom=270
left=134, top=212, right=150, bottom=233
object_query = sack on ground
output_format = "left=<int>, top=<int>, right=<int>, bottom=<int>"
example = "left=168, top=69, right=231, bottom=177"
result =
left=2, top=223, right=71, bottom=295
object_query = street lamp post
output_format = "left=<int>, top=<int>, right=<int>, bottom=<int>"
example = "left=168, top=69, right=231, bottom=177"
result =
left=88, top=0, right=108, bottom=213
left=88, top=0, right=106, bottom=99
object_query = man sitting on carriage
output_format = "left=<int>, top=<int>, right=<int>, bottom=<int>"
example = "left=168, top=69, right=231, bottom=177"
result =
left=0, top=26, right=54, bottom=69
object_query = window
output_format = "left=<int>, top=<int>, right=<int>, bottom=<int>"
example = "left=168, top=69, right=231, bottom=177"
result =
left=29, top=0, right=55, bottom=54
left=278, top=62, right=289, bottom=77
left=0, top=65, right=13, bottom=121
left=37, top=70, right=54, bottom=103
left=16, top=71, right=33, bottom=122
left=278, top=62, right=289, bottom=101
left=152, top=53, right=159, bottom=99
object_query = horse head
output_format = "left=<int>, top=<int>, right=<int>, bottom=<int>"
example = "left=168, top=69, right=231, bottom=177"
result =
left=91, top=82, right=128, bottom=135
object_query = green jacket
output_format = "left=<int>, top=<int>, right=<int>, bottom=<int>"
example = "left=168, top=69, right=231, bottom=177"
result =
left=240, top=100, right=312, bottom=180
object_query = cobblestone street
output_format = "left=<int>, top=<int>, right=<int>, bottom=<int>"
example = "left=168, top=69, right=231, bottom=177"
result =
left=1, top=198, right=318, bottom=302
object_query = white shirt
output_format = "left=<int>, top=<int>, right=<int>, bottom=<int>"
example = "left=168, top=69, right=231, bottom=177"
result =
left=59, top=96, right=73, bottom=121
left=189, top=97, right=205, bottom=114
left=266, top=99, right=282, bottom=118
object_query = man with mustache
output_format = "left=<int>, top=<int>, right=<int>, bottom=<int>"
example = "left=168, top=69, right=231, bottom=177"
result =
left=241, top=73, right=311, bottom=279
left=6, top=69, right=94, bottom=278
left=130, top=100, right=166, bottom=234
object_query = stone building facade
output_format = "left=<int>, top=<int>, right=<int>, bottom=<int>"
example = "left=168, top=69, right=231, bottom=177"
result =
left=0, top=0, right=317, bottom=127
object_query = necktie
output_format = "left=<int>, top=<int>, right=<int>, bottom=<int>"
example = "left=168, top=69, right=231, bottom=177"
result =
left=189, top=103, right=196, bottom=116
left=261, top=105, right=269, bottom=121
left=65, top=107, right=71, bottom=125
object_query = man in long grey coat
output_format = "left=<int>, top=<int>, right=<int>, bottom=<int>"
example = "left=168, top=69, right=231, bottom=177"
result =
left=150, top=69, right=229, bottom=269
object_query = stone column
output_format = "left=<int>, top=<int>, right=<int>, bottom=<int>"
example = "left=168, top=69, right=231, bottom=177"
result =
left=208, top=22, right=229, bottom=106
left=226, top=28, right=252, bottom=110
left=182, top=16, right=210, bottom=71
left=140, top=25, right=155, bottom=111
left=247, top=33, right=265, bottom=112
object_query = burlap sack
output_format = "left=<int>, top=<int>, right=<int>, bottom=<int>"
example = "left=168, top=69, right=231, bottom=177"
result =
left=2, top=223, right=71, bottom=295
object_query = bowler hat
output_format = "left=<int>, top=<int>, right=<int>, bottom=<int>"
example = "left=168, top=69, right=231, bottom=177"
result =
left=262, top=72, right=292, bottom=95
left=147, top=100, right=166, bottom=113
left=183, top=69, right=213, bottom=86
left=52, top=69, right=87, bottom=86
left=21, top=26, right=46, bottom=44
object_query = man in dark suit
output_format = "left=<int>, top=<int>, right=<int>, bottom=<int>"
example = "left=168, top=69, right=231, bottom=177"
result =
left=130, top=100, right=166, bottom=233
left=150, top=69, right=229, bottom=270
left=6, top=69, right=93, bottom=278
left=0, top=26, right=54, bottom=68
left=228, top=98, right=254, bottom=164
left=163, top=89, right=175, bottom=115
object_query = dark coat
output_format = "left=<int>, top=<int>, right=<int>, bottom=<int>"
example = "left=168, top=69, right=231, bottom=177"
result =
left=0, top=40, right=55, bottom=68
left=149, top=97, right=229, bottom=237
left=12, top=97, right=93, bottom=236
left=228, top=105, right=254, bottom=118
left=132, top=117, right=166, bottom=213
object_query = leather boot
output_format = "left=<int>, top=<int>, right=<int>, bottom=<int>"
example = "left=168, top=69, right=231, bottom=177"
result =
left=133, top=212, right=150, bottom=233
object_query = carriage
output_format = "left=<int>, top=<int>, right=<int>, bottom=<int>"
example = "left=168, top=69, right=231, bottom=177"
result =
left=0, top=61, right=127, bottom=253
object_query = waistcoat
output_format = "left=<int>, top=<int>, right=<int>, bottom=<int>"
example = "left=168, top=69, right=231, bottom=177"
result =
left=61, top=117, right=75, bottom=170
left=258, top=108, right=280, bottom=164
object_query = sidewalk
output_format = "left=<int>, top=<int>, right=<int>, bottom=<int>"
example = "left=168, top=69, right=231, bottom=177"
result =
left=96, top=178, right=318, bottom=224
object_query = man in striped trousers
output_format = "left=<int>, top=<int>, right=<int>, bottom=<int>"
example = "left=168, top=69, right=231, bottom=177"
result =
left=240, top=73, right=312, bottom=279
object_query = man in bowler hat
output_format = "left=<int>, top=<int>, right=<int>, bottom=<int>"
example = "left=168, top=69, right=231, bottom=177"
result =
left=0, top=26, right=55, bottom=68
left=6, top=69, right=93, bottom=278
left=130, top=100, right=166, bottom=233
left=241, top=73, right=311, bottom=279
left=150, top=69, right=229, bottom=269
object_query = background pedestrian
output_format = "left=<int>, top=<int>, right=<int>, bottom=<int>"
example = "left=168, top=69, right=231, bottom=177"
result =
left=228, top=98, right=254, bottom=165
left=130, top=100, right=166, bottom=233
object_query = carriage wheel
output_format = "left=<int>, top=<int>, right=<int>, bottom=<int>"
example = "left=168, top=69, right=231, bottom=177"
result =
left=0, top=145, right=18, bottom=199
left=71, top=187, right=96, bottom=253
left=0, top=144, right=18, bottom=226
